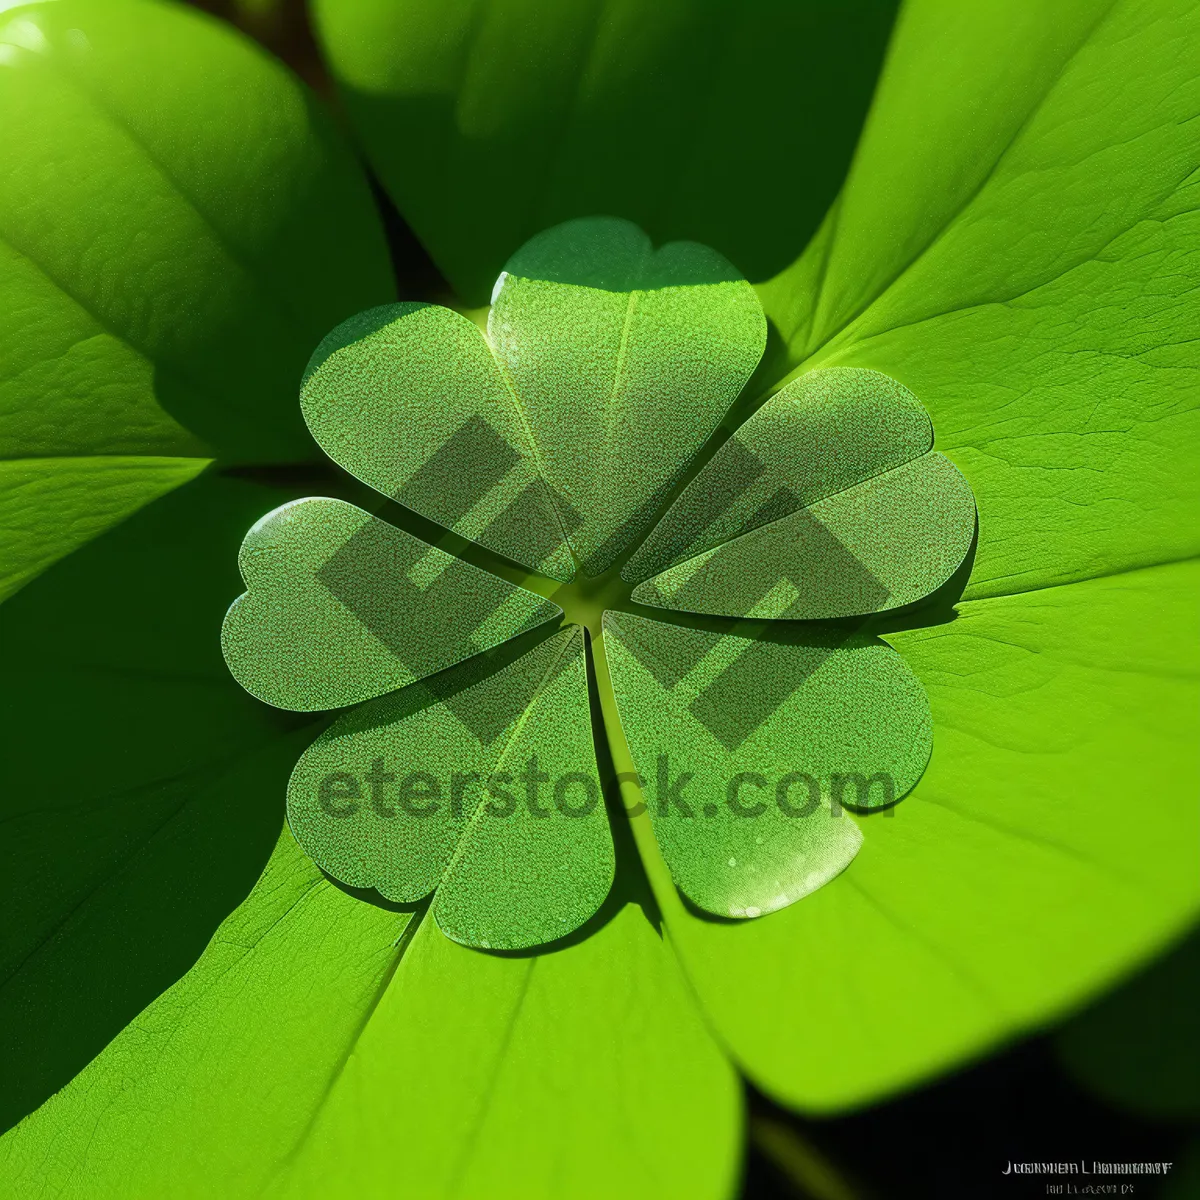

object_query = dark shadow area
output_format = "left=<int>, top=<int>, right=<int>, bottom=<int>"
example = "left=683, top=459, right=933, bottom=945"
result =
left=322, top=877, right=429, bottom=918
left=742, top=1029, right=1194, bottom=1199
left=221, top=459, right=345, bottom=490
left=0, top=471, right=325, bottom=1134
left=580, top=626, right=665, bottom=935
left=1057, top=927, right=1200, bottom=1123
left=328, top=0, right=900, bottom=304
left=365, top=169, right=455, bottom=305
left=189, top=0, right=330, bottom=95
left=188, top=2, right=452, bottom=306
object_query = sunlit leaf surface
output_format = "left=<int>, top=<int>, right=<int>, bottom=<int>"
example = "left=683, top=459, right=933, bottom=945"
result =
left=289, top=628, right=615, bottom=949
left=1, top=1, right=1197, bottom=1196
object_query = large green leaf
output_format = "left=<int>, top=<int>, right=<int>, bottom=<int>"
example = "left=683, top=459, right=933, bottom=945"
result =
left=760, top=0, right=1200, bottom=596
left=0, top=472, right=320, bottom=1134
left=617, top=0, right=1200, bottom=1111
left=629, top=558, right=1200, bottom=1111
left=312, top=0, right=899, bottom=303
left=0, top=830, right=740, bottom=1200
left=0, top=0, right=394, bottom=600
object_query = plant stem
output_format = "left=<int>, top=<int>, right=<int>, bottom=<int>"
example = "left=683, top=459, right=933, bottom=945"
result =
left=750, top=1113, right=863, bottom=1200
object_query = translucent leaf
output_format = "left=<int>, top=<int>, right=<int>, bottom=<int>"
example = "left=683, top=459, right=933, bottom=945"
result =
left=652, top=561, right=1200, bottom=1111
left=488, top=217, right=766, bottom=574
left=301, top=303, right=573, bottom=581
left=222, top=497, right=560, bottom=712
left=632, top=452, right=975, bottom=619
left=288, top=627, right=615, bottom=949
left=625, top=367, right=933, bottom=581
left=604, top=611, right=931, bottom=917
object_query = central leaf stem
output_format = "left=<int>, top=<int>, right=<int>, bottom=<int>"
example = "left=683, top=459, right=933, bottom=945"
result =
left=586, top=619, right=684, bottom=921
left=544, top=562, right=632, bottom=640
left=509, top=557, right=695, bottom=921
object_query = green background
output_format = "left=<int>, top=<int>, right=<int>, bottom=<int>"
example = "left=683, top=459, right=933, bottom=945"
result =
left=0, top=0, right=1196, bottom=1196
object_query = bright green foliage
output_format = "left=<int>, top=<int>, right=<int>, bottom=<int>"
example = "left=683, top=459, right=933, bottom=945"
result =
left=289, top=628, right=615, bottom=949
left=761, top=0, right=1200, bottom=599
left=222, top=497, right=560, bottom=711
left=0, top=830, right=739, bottom=1200
left=626, top=368, right=934, bottom=581
left=301, top=303, right=575, bottom=581
left=605, top=612, right=932, bottom=917
left=637, top=0, right=1200, bottom=1107
left=0, top=0, right=394, bottom=600
left=490, top=217, right=766, bottom=573
left=627, top=367, right=975, bottom=618
left=219, top=216, right=947, bottom=942
left=2, top=0, right=1199, bottom=1195
left=648, top=561, right=1200, bottom=1110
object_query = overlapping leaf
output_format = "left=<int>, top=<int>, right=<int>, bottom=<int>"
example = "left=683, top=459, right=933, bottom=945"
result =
left=300, top=303, right=574, bottom=581
left=289, top=627, right=614, bottom=949
left=0, top=831, right=739, bottom=1200
left=0, top=0, right=394, bottom=600
left=628, top=367, right=975, bottom=618
left=312, top=0, right=898, bottom=301
left=222, top=497, right=560, bottom=711
left=605, top=612, right=931, bottom=917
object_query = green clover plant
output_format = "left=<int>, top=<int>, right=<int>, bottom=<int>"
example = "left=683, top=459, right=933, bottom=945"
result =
left=1, top=1, right=1197, bottom=1196
left=222, top=217, right=976, bottom=948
